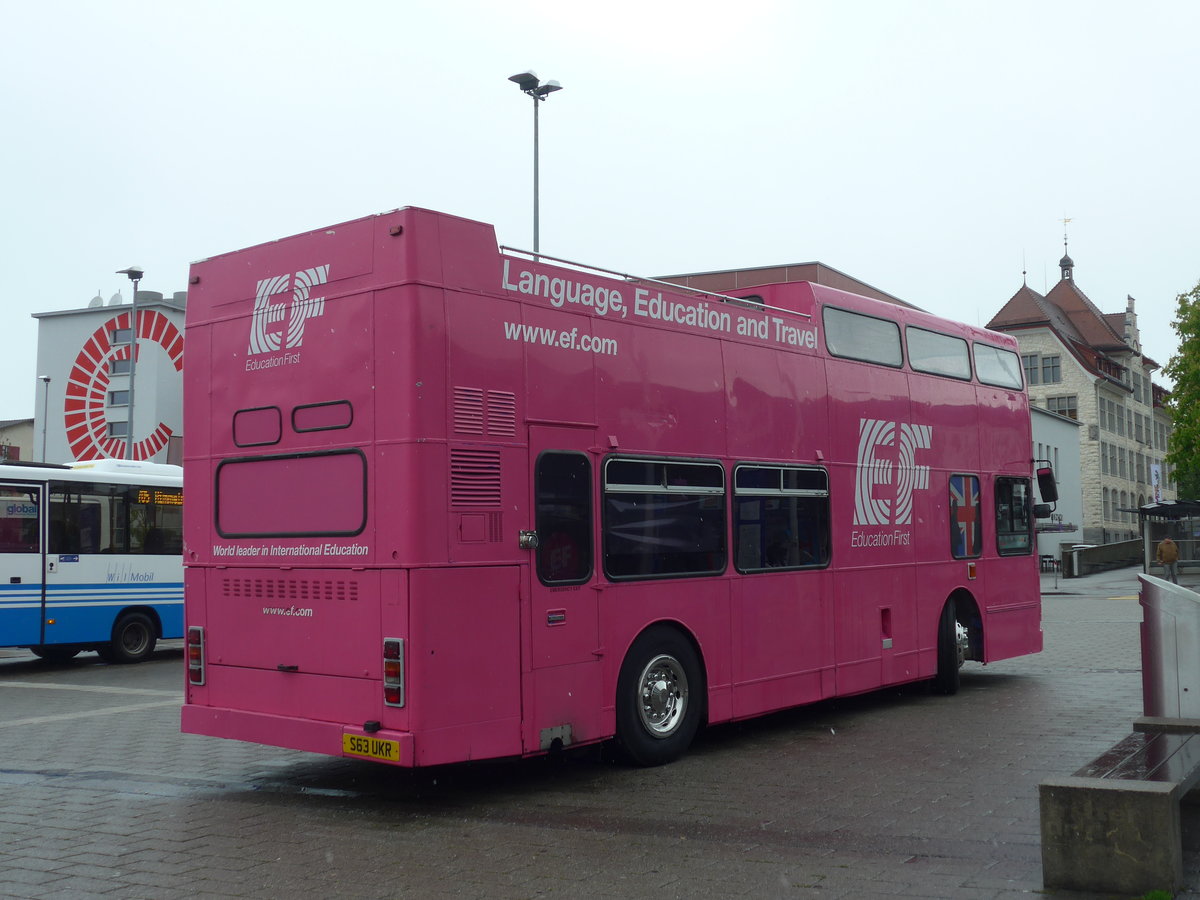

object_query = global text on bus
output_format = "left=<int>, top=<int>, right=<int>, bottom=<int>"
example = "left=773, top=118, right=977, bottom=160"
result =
left=180, top=207, right=1054, bottom=767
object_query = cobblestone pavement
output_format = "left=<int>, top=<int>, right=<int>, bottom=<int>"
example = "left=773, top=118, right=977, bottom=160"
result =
left=0, top=568, right=1193, bottom=899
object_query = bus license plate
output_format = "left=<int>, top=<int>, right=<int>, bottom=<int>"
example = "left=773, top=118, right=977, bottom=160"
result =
left=342, top=734, right=400, bottom=762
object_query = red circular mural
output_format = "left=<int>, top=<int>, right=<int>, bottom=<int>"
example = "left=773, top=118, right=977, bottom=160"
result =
left=64, top=309, right=185, bottom=461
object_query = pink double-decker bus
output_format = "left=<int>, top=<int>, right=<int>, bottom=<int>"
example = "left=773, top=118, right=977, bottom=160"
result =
left=181, top=207, right=1053, bottom=767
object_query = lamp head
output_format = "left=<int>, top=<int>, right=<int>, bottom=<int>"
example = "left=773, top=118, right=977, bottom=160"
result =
left=508, top=70, right=540, bottom=93
left=116, top=266, right=144, bottom=281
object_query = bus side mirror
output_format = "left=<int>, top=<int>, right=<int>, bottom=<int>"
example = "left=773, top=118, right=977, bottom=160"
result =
left=1036, top=466, right=1058, bottom=504
left=1033, top=503, right=1053, bottom=519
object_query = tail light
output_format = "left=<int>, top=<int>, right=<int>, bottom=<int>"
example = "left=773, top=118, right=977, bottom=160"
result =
left=383, top=637, right=404, bottom=707
left=187, top=626, right=206, bottom=686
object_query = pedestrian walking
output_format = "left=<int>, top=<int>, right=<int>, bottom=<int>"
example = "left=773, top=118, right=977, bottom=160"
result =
left=1156, top=535, right=1180, bottom=584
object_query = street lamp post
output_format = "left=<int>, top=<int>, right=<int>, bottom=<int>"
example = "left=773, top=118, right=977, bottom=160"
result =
left=508, top=70, right=563, bottom=256
left=38, top=375, right=50, bottom=462
left=116, top=266, right=144, bottom=460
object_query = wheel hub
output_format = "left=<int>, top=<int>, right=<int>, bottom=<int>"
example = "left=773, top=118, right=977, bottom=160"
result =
left=638, top=656, right=687, bottom=736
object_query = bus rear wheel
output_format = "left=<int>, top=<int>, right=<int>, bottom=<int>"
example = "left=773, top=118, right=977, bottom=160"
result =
left=931, top=599, right=964, bottom=695
left=613, top=626, right=703, bottom=766
left=31, top=646, right=80, bottom=664
left=99, top=612, right=157, bottom=664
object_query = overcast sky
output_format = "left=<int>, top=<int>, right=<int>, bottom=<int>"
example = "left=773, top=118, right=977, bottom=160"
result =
left=3, top=0, right=1196, bottom=421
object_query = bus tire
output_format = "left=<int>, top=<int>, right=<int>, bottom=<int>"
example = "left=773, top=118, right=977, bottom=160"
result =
left=931, top=599, right=961, bottom=695
left=614, top=626, right=703, bottom=767
left=100, top=612, right=157, bottom=664
left=31, top=645, right=79, bottom=663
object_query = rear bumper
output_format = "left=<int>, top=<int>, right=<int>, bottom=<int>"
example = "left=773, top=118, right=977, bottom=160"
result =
left=180, top=704, right=415, bottom=766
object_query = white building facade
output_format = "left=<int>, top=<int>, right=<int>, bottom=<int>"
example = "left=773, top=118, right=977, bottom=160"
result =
left=1031, top=405, right=1083, bottom=558
left=32, top=291, right=185, bottom=465
left=989, top=255, right=1173, bottom=544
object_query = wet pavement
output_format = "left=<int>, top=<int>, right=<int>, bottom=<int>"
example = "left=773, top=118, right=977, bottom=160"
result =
left=0, top=567, right=1195, bottom=899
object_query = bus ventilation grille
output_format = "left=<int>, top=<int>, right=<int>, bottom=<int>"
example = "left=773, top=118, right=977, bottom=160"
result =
left=220, top=577, right=359, bottom=603
left=453, top=387, right=516, bottom=438
left=450, top=448, right=502, bottom=508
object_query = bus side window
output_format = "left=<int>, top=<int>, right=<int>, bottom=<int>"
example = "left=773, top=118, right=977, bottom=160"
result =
left=733, top=465, right=830, bottom=572
left=535, top=452, right=592, bottom=584
left=602, top=458, right=726, bottom=580
left=995, top=476, right=1033, bottom=555
left=949, top=474, right=982, bottom=559
left=131, top=486, right=184, bottom=555
left=50, top=481, right=123, bottom=554
left=0, top=488, right=39, bottom=553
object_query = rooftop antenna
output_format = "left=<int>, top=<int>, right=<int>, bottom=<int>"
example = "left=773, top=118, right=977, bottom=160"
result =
left=1022, top=250, right=1027, bottom=286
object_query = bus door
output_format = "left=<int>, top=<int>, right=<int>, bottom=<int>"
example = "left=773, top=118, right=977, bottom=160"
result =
left=985, top=474, right=1042, bottom=658
left=526, top=426, right=604, bottom=750
left=0, top=482, right=46, bottom=646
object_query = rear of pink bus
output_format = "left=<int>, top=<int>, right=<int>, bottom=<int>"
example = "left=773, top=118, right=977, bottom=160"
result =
left=181, top=209, right=530, bottom=766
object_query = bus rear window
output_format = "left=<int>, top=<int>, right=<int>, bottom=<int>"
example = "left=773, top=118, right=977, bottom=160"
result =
left=215, top=450, right=366, bottom=537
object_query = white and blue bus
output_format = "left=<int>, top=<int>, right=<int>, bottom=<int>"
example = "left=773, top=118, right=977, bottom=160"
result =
left=0, top=459, right=183, bottom=663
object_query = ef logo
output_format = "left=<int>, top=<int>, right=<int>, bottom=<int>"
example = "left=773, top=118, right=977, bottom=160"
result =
left=248, top=265, right=330, bottom=356
left=853, top=418, right=932, bottom=526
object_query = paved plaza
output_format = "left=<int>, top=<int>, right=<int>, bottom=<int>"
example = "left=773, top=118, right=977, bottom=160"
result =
left=1, top=566, right=1196, bottom=899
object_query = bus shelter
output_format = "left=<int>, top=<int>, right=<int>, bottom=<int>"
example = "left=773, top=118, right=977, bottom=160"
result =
left=1138, top=500, right=1200, bottom=578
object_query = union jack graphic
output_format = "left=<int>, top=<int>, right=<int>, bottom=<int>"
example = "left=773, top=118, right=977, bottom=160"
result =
left=950, top=475, right=981, bottom=558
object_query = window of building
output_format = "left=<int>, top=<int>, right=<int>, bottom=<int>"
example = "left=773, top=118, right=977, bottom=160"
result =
left=109, top=358, right=132, bottom=376
left=1041, top=355, right=1061, bottom=384
left=1045, top=395, right=1077, bottom=419
left=1100, top=442, right=1109, bottom=475
left=108, top=390, right=130, bottom=407
left=110, top=327, right=133, bottom=345
left=994, top=477, right=1033, bottom=555
left=733, top=465, right=830, bottom=572
left=107, top=421, right=129, bottom=438
left=1022, top=354, right=1040, bottom=386
left=603, top=457, right=726, bottom=579
left=1103, top=487, right=1111, bottom=521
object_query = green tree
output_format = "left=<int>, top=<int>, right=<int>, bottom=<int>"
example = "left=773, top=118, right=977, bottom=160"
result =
left=1165, top=278, right=1200, bottom=498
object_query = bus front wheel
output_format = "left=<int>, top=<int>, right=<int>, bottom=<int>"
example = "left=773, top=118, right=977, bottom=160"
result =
left=613, top=626, right=703, bottom=766
left=99, top=612, right=157, bottom=664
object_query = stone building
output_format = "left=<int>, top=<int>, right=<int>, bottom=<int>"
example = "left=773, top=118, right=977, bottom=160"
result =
left=987, top=252, right=1173, bottom=544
